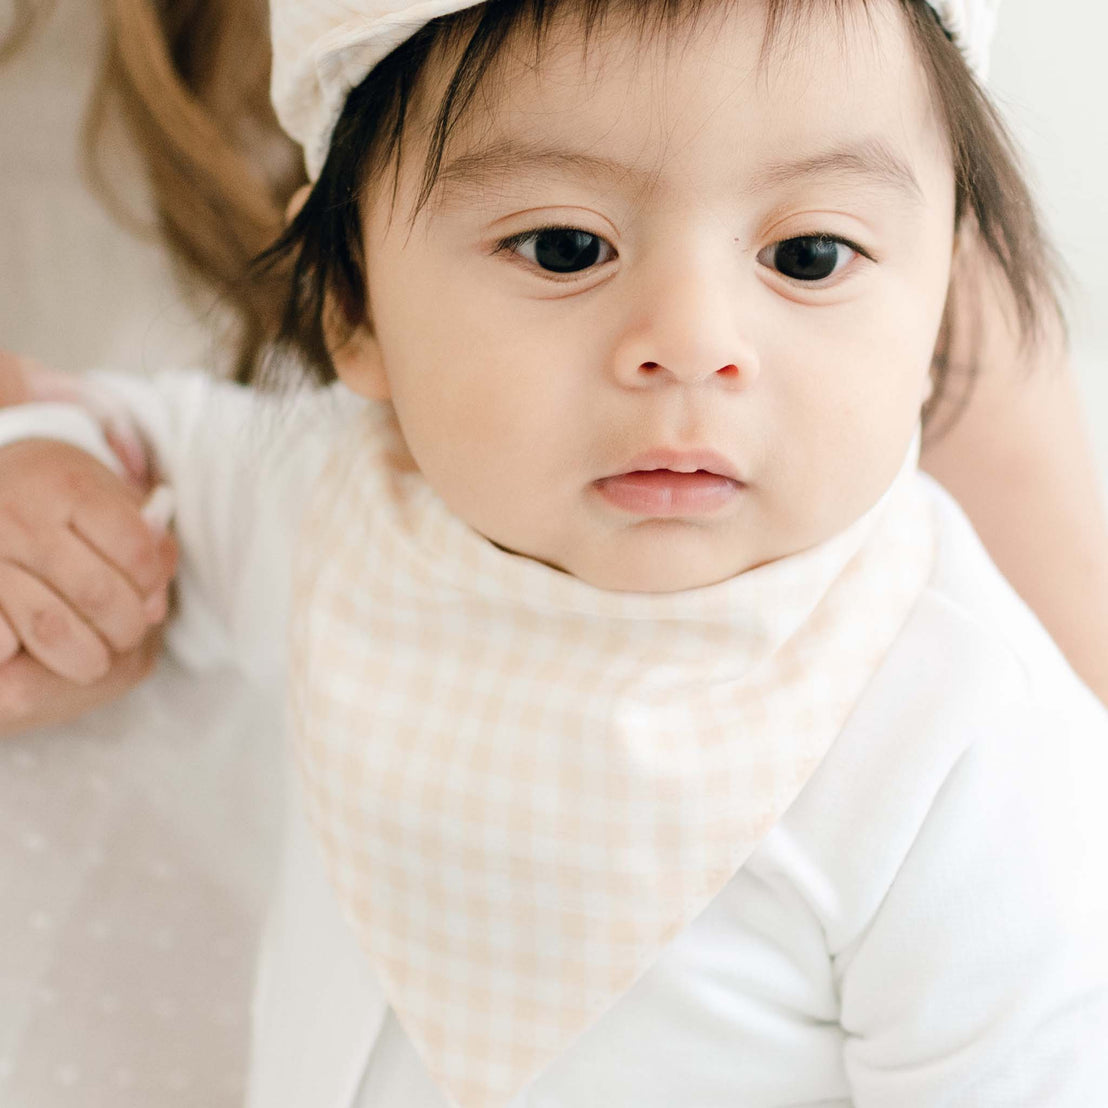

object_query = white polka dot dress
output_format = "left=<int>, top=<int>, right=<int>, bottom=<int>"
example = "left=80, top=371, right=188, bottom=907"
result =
left=0, top=662, right=283, bottom=1108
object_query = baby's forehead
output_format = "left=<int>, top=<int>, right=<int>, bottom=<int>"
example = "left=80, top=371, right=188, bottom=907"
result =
left=415, top=0, right=943, bottom=209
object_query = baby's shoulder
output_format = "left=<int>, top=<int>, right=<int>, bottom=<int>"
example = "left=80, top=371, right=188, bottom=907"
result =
left=909, top=473, right=1102, bottom=726
left=761, top=481, right=1108, bottom=944
left=822, top=473, right=1108, bottom=847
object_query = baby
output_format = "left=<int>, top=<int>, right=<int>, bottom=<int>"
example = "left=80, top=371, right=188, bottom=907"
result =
left=0, top=0, right=1106, bottom=1104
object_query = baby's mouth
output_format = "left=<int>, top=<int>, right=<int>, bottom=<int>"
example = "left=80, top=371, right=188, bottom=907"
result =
left=593, top=466, right=743, bottom=516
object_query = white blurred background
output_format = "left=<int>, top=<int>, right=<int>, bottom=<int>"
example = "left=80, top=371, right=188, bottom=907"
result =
left=990, top=0, right=1108, bottom=476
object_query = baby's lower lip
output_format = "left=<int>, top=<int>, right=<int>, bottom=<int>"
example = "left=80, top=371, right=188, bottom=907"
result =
left=593, top=469, right=743, bottom=516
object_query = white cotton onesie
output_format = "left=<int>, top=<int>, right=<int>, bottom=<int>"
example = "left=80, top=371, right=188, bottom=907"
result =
left=1, top=366, right=1107, bottom=1108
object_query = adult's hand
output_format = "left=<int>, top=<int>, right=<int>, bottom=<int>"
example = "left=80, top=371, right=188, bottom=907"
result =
left=0, top=358, right=177, bottom=735
left=0, top=623, right=164, bottom=737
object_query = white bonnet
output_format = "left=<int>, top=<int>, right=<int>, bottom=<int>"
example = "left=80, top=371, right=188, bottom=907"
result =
left=272, top=0, right=1002, bottom=179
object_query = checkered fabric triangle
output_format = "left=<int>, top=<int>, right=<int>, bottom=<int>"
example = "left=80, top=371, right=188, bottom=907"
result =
left=289, top=405, right=936, bottom=1108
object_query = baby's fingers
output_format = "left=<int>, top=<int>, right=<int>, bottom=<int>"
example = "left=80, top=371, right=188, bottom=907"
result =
left=0, top=561, right=111, bottom=684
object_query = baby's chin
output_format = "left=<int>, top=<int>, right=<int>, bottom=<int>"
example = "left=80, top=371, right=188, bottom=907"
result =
left=532, top=524, right=771, bottom=594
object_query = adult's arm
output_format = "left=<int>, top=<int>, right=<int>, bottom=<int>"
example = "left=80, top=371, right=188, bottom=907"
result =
left=921, top=261, right=1108, bottom=707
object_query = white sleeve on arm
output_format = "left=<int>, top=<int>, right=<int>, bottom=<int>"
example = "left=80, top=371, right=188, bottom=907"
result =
left=836, top=698, right=1108, bottom=1106
left=82, top=368, right=362, bottom=682
left=0, top=369, right=360, bottom=681
left=0, top=402, right=128, bottom=474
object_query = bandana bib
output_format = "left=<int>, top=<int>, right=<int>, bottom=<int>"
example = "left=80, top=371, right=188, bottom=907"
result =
left=289, top=405, right=936, bottom=1108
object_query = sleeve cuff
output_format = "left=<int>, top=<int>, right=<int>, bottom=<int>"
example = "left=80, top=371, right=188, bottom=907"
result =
left=0, top=402, right=126, bottom=478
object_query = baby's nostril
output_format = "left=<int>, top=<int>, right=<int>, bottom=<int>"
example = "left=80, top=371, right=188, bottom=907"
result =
left=641, top=362, right=660, bottom=371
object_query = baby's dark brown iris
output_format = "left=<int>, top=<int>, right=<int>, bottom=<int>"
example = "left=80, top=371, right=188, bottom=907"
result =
left=533, top=229, right=603, bottom=273
left=773, top=236, right=841, bottom=281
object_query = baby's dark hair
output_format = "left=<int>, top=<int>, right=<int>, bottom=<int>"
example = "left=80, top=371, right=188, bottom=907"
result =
left=262, top=0, right=1066, bottom=432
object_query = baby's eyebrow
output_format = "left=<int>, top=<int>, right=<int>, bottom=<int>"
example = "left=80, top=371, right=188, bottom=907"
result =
left=435, top=141, right=645, bottom=195
left=434, top=135, right=924, bottom=208
left=748, top=137, right=925, bottom=207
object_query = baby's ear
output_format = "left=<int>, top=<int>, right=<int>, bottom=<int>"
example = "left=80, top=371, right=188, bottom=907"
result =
left=284, top=183, right=390, bottom=399
left=324, top=301, right=391, bottom=401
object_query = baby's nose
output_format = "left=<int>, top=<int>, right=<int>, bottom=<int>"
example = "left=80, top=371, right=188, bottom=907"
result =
left=610, top=252, right=761, bottom=388
left=635, top=360, right=745, bottom=385
left=613, top=314, right=760, bottom=389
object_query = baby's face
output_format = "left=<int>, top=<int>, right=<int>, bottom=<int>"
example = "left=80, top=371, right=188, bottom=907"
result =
left=338, top=0, right=955, bottom=591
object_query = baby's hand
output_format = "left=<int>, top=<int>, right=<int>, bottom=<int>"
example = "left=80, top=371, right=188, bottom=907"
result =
left=0, top=439, right=178, bottom=693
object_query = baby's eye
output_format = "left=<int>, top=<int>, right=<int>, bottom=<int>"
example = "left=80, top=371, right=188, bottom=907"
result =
left=759, top=234, right=860, bottom=283
left=499, top=227, right=615, bottom=275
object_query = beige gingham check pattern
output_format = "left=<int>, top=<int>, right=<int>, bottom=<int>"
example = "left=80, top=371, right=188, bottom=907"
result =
left=269, top=0, right=998, bottom=179
left=288, top=405, right=936, bottom=1108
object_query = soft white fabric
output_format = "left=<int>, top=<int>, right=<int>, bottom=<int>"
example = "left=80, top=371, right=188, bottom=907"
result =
left=929, top=0, right=1001, bottom=76
left=0, top=402, right=127, bottom=475
left=1, top=372, right=1106, bottom=1108
left=270, top=0, right=1002, bottom=179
